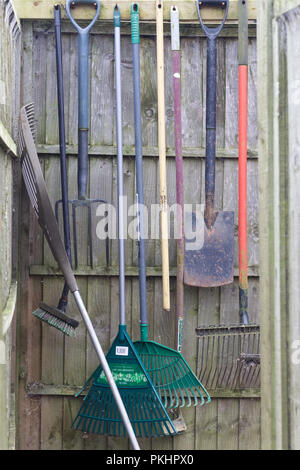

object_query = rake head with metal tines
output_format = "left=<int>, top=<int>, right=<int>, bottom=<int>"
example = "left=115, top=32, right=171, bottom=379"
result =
left=196, top=324, right=260, bottom=391
left=134, top=340, right=211, bottom=409
left=55, top=199, right=110, bottom=270
left=19, top=103, right=79, bottom=337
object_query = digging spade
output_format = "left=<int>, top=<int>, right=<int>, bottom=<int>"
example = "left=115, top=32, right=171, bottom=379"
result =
left=184, top=0, right=234, bottom=288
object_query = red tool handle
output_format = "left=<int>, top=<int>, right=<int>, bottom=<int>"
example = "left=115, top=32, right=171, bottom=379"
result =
left=238, top=0, right=249, bottom=324
left=239, top=65, right=248, bottom=291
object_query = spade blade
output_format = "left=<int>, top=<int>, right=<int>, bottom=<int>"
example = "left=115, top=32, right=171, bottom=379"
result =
left=184, top=211, right=234, bottom=287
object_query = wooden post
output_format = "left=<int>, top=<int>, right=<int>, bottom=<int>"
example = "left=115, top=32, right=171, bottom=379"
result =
left=258, top=0, right=300, bottom=450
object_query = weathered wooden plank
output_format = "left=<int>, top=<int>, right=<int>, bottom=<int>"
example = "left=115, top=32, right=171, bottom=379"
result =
left=217, top=398, right=239, bottom=449
left=16, top=21, right=43, bottom=451
left=40, top=397, right=63, bottom=450
left=140, top=37, right=158, bottom=147
left=90, top=35, right=114, bottom=146
left=62, top=397, right=84, bottom=450
left=32, top=20, right=257, bottom=38
left=14, top=0, right=258, bottom=21
left=239, top=398, right=261, bottom=449
left=67, top=34, right=78, bottom=145
left=45, top=33, right=59, bottom=145
left=257, top=0, right=275, bottom=450
left=29, top=264, right=260, bottom=277
left=181, top=37, right=203, bottom=148
left=26, top=382, right=260, bottom=398
left=195, top=401, right=218, bottom=449
left=36, top=143, right=259, bottom=158
left=33, top=32, right=47, bottom=144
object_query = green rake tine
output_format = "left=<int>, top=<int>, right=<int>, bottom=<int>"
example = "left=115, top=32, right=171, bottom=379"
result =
left=85, top=390, right=98, bottom=433
left=159, top=354, right=175, bottom=408
left=166, top=357, right=182, bottom=408
left=111, top=391, right=118, bottom=437
left=131, top=394, right=141, bottom=437
left=148, top=391, right=164, bottom=438
left=93, top=389, right=108, bottom=435
left=137, top=392, right=149, bottom=438
left=86, top=389, right=102, bottom=434
left=101, top=391, right=110, bottom=436
left=126, top=394, right=136, bottom=437
left=86, top=389, right=97, bottom=434
left=135, top=391, right=148, bottom=438
left=147, top=393, right=163, bottom=437
left=107, top=390, right=116, bottom=437
left=172, top=359, right=192, bottom=407
left=82, top=389, right=98, bottom=434
left=116, top=395, right=123, bottom=438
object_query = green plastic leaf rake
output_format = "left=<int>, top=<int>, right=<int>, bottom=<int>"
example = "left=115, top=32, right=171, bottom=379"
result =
left=134, top=339, right=211, bottom=409
left=130, top=3, right=211, bottom=413
left=72, top=327, right=177, bottom=438
left=72, top=9, right=177, bottom=439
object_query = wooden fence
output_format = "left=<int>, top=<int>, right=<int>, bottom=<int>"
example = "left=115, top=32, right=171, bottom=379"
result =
left=17, top=17, right=260, bottom=450
left=0, top=0, right=21, bottom=450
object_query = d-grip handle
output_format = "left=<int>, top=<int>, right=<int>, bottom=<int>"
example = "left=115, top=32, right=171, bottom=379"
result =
left=196, top=0, right=229, bottom=38
left=66, top=0, right=100, bottom=34
left=66, top=0, right=100, bottom=130
left=66, top=0, right=100, bottom=199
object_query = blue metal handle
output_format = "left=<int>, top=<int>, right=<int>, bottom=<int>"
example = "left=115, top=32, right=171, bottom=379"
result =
left=66, top=0, right=100, bottom=198
left=205, top=37, right=217, bottom=209
left=66, top=0, right=100, bottom=129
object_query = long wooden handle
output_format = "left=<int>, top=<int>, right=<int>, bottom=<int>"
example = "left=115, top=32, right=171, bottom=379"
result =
left=156, top=0, right=170, bottom=311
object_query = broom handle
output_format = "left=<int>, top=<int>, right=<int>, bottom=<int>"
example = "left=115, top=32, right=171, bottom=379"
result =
left=156, top=0, right=170, bottom=311
left=54, top=5, right=72, bottom=312
left=171, top=6, right=184, bottom=353
left=238, top=0, right=249, bottom=325
left=114, top=6, right=126, bottom=327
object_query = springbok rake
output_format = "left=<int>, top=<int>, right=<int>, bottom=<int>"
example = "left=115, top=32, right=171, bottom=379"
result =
left=196, top=325, right=260, bottom=390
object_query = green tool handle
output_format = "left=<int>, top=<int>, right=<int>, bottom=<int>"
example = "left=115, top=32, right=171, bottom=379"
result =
left=238, top=0, right=248, bottom=66
left=131, top=3, right=140, bottom=44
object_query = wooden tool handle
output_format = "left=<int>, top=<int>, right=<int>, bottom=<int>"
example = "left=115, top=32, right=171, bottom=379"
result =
left=156, top=0, right=170, bottom=311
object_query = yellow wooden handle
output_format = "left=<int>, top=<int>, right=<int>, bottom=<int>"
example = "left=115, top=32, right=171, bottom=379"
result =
left=156, top=0, right=170, bottom=311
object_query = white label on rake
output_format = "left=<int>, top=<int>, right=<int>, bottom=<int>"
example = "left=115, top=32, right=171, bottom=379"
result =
left=116, top=346, right=129, bottom=356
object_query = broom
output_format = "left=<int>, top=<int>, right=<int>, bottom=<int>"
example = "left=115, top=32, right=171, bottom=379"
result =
left=71, top=6, right=177, bottom=439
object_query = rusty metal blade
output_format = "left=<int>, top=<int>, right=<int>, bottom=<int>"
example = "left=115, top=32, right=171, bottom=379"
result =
left=184, top=210, right=234, bottom=287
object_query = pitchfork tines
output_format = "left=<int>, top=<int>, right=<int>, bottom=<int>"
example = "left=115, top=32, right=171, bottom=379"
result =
left=55, top=197, right=110, bottom=269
